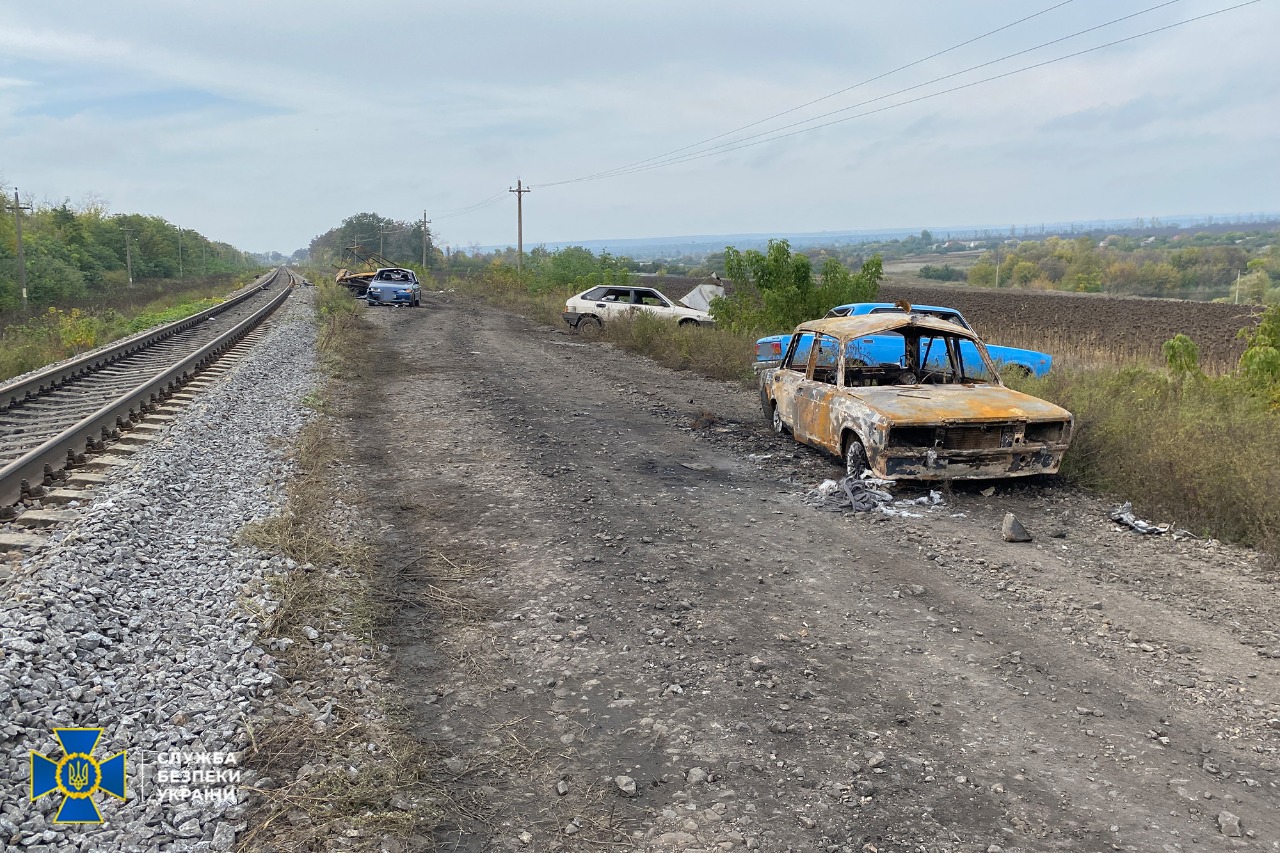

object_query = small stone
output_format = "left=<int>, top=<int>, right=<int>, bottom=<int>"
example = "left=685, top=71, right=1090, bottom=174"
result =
left=615, top=775, right=637, bottom=796
left=563, top=822, right=579, bottom=836
left=212, top=821, right=236, bottom=851
left=1217, top=811, right=1242, bottom=837
left=443, top=757, right=466, bottom=774
left=686, top=767, right=708, bottom=785
left=556, top=780, right=570, bottom=796
left=518, top=831, right=533, bottom=846
left=1001, top=513, right=1032, bottom=543
left=865, top=752, right=885, bottom=768
left=301, top=626, right=320, bottom=641
left=749, top=656, right=768, bottom=672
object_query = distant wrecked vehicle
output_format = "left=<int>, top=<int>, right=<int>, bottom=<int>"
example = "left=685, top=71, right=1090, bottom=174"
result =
left=563, top=284, right=718, bottom=331
left=754, top=303, right=1052, bottom=378
left=365, top=268, right=422, bottom=307
left=759, top=310, right=1073, bottom=480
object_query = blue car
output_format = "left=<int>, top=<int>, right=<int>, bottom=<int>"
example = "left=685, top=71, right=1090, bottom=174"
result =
left=754, top=303, right=1051, bottom=378
left=365, top=268, right=422, bottom=307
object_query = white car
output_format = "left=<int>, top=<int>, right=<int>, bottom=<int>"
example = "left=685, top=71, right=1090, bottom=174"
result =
left=563, top=285, right=714, bottom=330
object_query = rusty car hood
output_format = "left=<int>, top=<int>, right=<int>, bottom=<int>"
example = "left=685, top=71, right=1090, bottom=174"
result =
left=847, top=384, right=1071, bottom=424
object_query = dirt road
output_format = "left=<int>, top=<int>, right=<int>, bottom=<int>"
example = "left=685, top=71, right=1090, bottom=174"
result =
left=337, top=294, right=1279, bottom=852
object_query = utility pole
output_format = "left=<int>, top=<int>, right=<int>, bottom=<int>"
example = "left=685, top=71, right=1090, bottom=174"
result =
left=379, top=224, right=386, bottom=257
left=122, top=227, right=136, bottom=285
left=177, top=227, right=183, bottom=278
left=509, top=179, right=530, bottom=272
left=10, top=189, right=32, bottom=308
left=421, top=210, right=431, bottom=269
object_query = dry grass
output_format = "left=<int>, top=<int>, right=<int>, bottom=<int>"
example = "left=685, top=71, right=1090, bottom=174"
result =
left=235, top=280, right=462, bottom=851
left=1011, top=367, right=1280, bottom=561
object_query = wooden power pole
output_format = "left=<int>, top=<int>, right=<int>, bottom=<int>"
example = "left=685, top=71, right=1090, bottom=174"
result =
left=11, top=189, right=32, bottom=308
left=122, top=227, right=136, bottom=285
left=509, top=179, right=530, bottom=272
left=421, top=210, right=431, bottom=269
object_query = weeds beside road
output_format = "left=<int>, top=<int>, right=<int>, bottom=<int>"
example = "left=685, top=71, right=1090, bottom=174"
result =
left=0, top=272, right=263, bottom=381
left=237, top=276, right=449, bottom=851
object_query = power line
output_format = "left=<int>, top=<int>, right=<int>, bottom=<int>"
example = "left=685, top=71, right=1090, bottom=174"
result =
left=418, top=3, right=1088, bottom=219
left=540, top=0, right=1081, bottom=188
left=539, top=0, right=1196, bottom=188
left=600, top=0, right=1259, bottom=178
left=432, top=191, right=509, bottom=219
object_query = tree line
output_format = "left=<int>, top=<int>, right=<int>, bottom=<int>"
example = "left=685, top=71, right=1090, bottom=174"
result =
left=965, top=233, right=1280, bottom=303
left=0, top=185, right=258, bottom=312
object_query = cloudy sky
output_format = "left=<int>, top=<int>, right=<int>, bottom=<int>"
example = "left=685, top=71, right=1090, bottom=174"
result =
left=0, top=1, right=1276, bottom=254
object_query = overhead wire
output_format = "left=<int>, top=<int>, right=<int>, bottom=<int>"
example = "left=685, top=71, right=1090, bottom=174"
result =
left=427, top=0, right=1260, bottom=231
left=537, top=0, right=1192, bottom=188
left=537, top=0, right=1080, bottom=188
left=423, top=1, right=1088, bottom=219
left=432, top=191, right=509, bottom=220
left=580, top=0, right=1261, bottom=181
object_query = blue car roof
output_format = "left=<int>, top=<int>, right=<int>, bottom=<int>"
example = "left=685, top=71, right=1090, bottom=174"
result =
left=833, top=302, right=960, bottom=316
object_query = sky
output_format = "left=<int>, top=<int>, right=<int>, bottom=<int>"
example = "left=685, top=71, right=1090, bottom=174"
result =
left=0, top=0, right=1276, bottom=255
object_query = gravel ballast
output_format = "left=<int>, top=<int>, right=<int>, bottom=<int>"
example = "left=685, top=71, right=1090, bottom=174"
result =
left=0, top=289, right=317, bottom=851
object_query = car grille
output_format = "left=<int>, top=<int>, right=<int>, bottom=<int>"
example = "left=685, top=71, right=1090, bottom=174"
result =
left=942, top=424, right=1009, bottom=450
left=890, top=421, right=1067, bottom=450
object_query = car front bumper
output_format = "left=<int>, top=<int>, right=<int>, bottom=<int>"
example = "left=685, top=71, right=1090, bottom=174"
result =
left=367, top=291, right=415, bottom=305
left=876, top=444, right=1068, bottom=480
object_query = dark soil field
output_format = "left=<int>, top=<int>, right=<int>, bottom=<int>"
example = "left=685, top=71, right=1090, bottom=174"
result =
left=880, top=278, right=1261, bottom=372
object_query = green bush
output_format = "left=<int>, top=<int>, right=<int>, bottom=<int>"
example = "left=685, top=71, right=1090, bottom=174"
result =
left=711, top=239, right=882, bottom=334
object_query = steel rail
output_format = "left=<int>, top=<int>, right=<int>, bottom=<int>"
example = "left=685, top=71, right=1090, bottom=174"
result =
left=0, top=269, right=282, bottom=411
left=0, top=280, right=293, bottom=507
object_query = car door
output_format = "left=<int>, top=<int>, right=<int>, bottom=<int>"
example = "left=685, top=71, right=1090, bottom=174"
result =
left=631, top=288, right=675, bottom=319
left=592, top=287, right=633, bottom=320
left=793, top=333, right=843, bottom=453
left=769, top=332, right=815, bottom=433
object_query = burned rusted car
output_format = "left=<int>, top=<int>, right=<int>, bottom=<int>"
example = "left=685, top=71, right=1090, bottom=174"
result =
left=759, top=312, right=1073, bottom=480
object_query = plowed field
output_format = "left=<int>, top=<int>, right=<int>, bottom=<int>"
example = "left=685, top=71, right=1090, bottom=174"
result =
left=881, top=277, right=1261, bottom=371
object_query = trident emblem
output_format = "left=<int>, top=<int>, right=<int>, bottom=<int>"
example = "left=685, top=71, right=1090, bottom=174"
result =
left=31, top=728, right=127, bottom=823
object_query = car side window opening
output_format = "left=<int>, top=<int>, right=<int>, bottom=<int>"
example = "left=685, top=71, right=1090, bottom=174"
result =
left=784, top=332, right=816, bottom=372
left=812, top=335, right=841, bottom=384
left=582, top=286, right=609, bottom=301
left=600, top=288, right=631, bottom=302
left=633, top=290, right=670, bottom=307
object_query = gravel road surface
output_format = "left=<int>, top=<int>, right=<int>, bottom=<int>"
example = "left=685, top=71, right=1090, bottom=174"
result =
left=338, top=293, right=1279, bottom=852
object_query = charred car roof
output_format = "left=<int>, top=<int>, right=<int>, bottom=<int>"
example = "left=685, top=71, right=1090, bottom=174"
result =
left=793, top=313, right=974, bottom=341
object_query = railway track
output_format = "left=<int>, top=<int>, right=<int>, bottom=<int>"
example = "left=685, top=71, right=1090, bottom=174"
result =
left=0, top=268, right=298, bottom=513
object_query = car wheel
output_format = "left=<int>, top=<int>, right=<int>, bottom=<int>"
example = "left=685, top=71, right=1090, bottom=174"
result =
left=771, top=403, right=788, bottom=436
left=1002, top=364, right=1032, bottom=381
left=577, top=316, right=602, bottom=337
left=843, top=434, right=868, bottom=479
left=679, top=318, right=698, bottom=327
